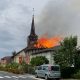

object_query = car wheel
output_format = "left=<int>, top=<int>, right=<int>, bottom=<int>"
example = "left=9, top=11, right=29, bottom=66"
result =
left=45, top=75, right=49, bottom=80
left=35, top=73, right=38, bottom=78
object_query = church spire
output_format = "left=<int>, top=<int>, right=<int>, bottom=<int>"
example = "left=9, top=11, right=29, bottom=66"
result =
left=27, top=9, right=38, bottom=48
left=30, top=8, right=35, bottom=35
left=30, top=14, right=35, bottom=35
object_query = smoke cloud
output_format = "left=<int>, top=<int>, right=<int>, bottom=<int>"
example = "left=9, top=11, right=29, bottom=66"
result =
left=36, top=0, right=80, bottom=45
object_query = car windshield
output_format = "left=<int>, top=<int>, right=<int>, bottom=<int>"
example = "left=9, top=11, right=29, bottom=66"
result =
left=51, top=66, right=60, bottom=71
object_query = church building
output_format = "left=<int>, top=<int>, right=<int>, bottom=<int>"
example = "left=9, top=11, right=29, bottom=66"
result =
left=12, top=15, right=59, bottom=64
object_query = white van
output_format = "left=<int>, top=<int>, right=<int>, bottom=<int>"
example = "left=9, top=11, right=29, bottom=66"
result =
left=35, top=64, right=61, bottom=80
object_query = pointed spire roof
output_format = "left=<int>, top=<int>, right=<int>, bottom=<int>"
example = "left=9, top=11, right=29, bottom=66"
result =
left=27, top=9, right=38, bottom=48
left=30, top=13, right=36, bottom=35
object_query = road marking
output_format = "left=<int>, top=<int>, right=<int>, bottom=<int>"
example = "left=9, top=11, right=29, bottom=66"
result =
left=0, top=76, right=4, bottom=78
left=4, top=76, right=11, bottom=78
left=12, top=76, right=18, bottom=78
left=0, top=75, right=46, bottom=79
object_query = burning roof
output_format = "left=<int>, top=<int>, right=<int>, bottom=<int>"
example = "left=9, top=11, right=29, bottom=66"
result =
left=34, top=35, right=62, bottom=48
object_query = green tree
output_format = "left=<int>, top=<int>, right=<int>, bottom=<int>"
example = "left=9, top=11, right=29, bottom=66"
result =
left=54, top=36, right=77, bottom=68
left=75, top=50, right=80, bottom=69
left=30, top=56, right=49, bottom=66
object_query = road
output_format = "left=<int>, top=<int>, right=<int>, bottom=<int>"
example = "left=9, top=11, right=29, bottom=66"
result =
left=0, top=71, right=78, bottom=80
left=0, top=71, right=44, bottom=80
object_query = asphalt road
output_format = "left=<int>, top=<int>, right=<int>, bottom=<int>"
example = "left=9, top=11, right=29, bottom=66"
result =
left=0, top=71, right=41, bottom=80
left=0, top=71, right=78, bottom=80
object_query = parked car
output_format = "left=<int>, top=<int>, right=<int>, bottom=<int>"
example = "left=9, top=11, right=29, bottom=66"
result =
left=35, top=64, right=61, bottom=80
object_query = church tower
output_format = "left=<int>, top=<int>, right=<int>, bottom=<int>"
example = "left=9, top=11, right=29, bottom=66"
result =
left=27, top=15, right=38, bottom=48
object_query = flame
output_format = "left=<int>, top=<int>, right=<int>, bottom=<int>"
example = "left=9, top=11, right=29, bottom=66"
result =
left=34, top=35, right=62, bottom=48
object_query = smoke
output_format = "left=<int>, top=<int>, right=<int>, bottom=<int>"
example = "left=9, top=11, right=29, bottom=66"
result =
left=36, top=0, right=80, bottom=44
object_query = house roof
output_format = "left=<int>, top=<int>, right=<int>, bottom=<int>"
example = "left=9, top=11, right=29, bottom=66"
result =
left=11, top=46, right=60, bottom=58
left=31, top=46, right=60, bottom=55
left=1, top=56, right=11, bottom=60
left=25, top=47, right=46, bottom=52
left=11, top=47, right=46, bottom=58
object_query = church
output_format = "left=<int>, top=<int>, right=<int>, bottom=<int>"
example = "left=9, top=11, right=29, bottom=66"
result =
left=12, top=15, right=59, bottom=65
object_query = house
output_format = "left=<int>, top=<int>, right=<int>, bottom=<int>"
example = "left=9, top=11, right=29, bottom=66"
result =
left=1, top=56, right=12, bottom=66
left=12, top=15, right=59, bottom=65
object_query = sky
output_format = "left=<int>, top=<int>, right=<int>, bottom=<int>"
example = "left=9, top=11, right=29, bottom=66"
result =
left=0, top=0, right=80, bottom=58
left=0, top=0, right=49, bottom=58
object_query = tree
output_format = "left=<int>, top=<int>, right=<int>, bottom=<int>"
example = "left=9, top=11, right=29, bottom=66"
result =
left=12, top=51, right=16, bottom=56
left=54, top=36, right=77, bottom=68
left=75, top=50, right=80, bottom=69
left=30, top=56, right=49, bottom=66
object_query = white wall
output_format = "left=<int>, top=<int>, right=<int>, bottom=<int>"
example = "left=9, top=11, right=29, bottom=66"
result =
left=30, top=51, right=55, bottom=64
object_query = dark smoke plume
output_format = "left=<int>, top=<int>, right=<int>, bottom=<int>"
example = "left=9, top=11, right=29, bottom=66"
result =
left=35, top=0, right=80, bottom=44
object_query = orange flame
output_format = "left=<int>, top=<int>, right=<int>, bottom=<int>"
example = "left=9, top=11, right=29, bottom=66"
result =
left=34, top=35, right=62, bottom=48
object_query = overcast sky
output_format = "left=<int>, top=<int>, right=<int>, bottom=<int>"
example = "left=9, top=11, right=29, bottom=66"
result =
left=0, top=0, right=80, bottom=58
left=0, top=0, right=49, bottom=58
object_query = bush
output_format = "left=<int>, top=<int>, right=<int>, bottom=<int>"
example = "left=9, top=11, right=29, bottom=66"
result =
left=30, top=56, right=49, bottom=66
left=20, top=61, right=29, bottom=73
left=28, top=65, right=35, bottom=74
left=4, top=62, right=23, bottom=74
left=0, top=62, right=35, bottom=74
left=72, top=70, right=80, bottom=79
left=17, top=61, right=35, bottom=74
left=61, top=67, right=76, bottom=78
